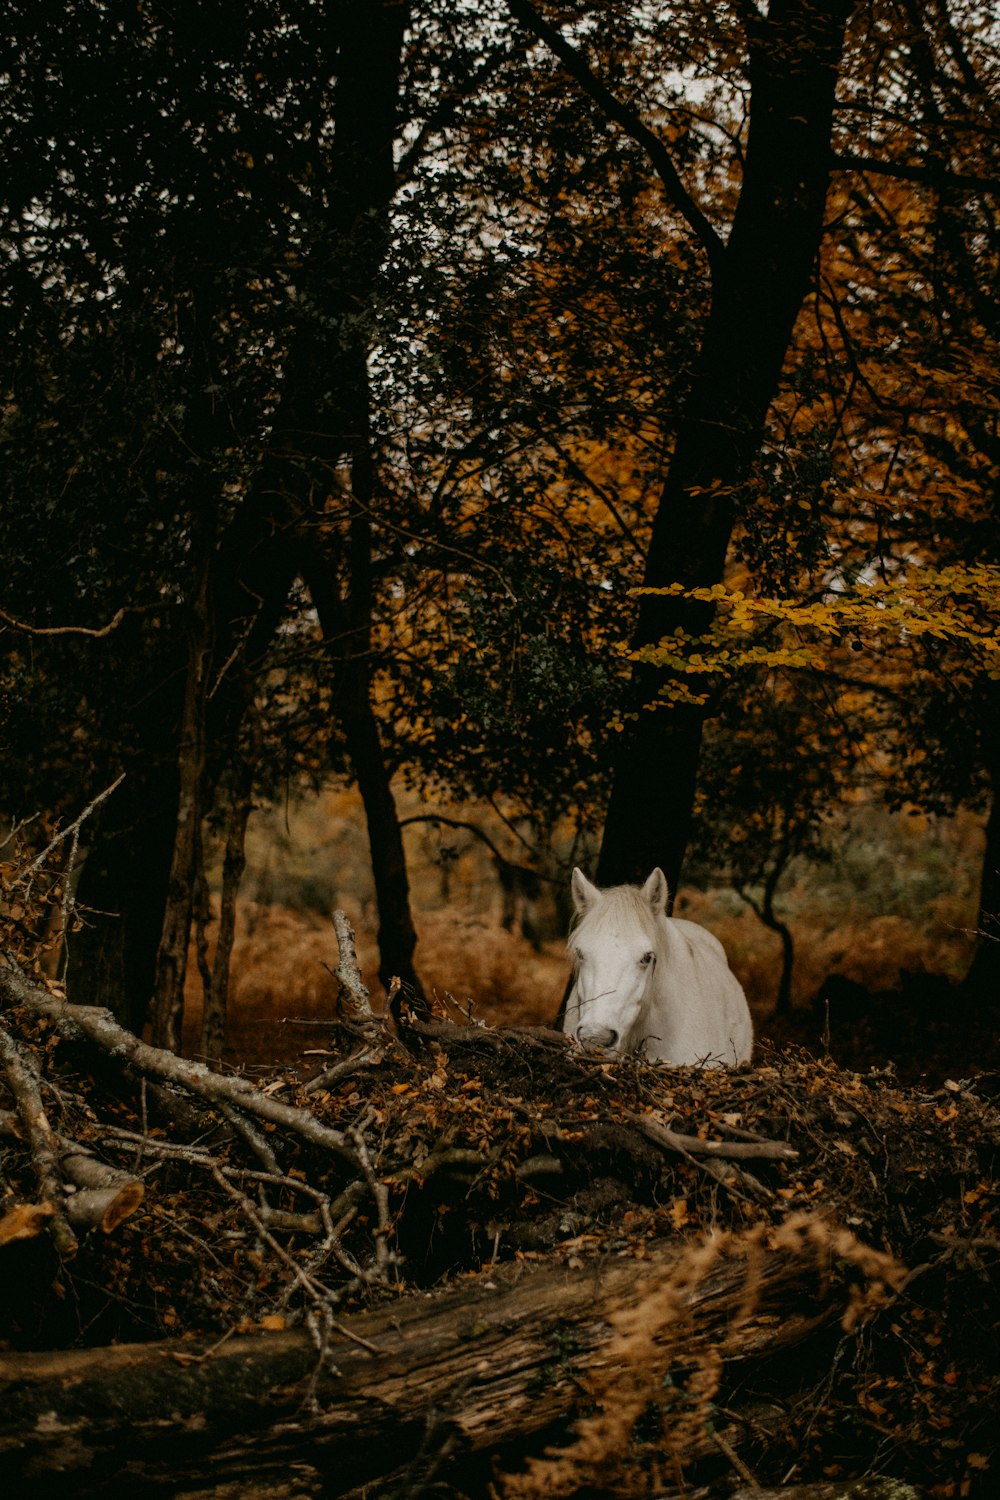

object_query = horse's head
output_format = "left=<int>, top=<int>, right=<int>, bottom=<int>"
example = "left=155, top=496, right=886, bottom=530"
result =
left=567, top=868, right=668, bottom=1053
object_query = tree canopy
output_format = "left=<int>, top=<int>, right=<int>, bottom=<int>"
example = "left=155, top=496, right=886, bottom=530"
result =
left=2, top=0, right=999, bottom=1038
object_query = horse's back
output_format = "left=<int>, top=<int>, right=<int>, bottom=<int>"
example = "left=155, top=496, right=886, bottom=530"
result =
left=657, top=916, right=753, bottom=1066
left=670, top=918, right=729, bottom=966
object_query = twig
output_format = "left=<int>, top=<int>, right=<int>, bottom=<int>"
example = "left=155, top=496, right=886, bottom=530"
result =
left=218, top=1102, right=282, bottom=1176
left=349, top=1117, right=393, bottom=1275
left=23, top=775, right=126, bottom=877
left=631, top=1113, right=799, bottom=1162
left=303, top=1044, right=384, bottom=1096
left=209, top=1167, right=381, bottom=1354
left=0, top=605, right=129, bottom=638
left=709, top=1423, right=760, bottom=1489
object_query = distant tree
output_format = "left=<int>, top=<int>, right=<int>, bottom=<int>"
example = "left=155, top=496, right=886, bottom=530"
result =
left=688, top=682, right=864, bottom=1013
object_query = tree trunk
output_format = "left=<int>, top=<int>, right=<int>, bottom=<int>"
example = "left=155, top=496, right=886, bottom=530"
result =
left=302, top=547, right=426, bottom=1009
left=198, top=741, right=256, bottom=1064
left=739, top=866, right=796, bottom=1016
left=286, top=3, right=424, bottom=1010
left=66, top=776, right=178, bottom=1035
left=0, top=1216, right=899, bottom=1498
left=964, top=747, right=1000, bottom=1002
left=341, top=686, right=426, bottom=1008
left=598, top=0, right=853, bottom=893
left=149, top=562, right=212, bottom=1052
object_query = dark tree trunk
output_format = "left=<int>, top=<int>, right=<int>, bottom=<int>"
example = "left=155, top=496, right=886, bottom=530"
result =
left=597, top=0, right=853, bottom=893
left=964, top=750, right=1000, bottom=1003
left=198, top=738, right=257, bottom=1065
left=739, top=861, right=796, bottom=1017
left=57, top=8, right=411, bottom=1040
left=286, top=2, right=424, bottom=1010
left=149, top=560, right=212, bottom=1052
left=341, top=681, right=426, bottom=1008
left=301, top=545, right=426, bottom=1009
left=66, top=599, right=184, bottom=1034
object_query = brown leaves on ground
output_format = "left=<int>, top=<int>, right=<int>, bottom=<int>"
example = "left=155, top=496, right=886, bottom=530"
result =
left=0, top=987, right=998, bottom=1497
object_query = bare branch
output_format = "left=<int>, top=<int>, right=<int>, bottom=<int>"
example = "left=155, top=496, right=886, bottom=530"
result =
left=0, top=1024, right=78, bottom=1257
left=0, top=958, right=361, bottom=1170
left=0, top=605, right=141, bottom=638
left=24, top=774, right=126, bottom=876
left=834, top=151, right=1000, bottom=197
left=331, top=910, right=373, bottom=1017
left=632, top=1111, right=799, bottom=1162
left=503, top=0, right=726, bottom=273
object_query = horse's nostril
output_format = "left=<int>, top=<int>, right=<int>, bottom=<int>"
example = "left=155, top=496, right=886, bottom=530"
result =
left=577, top=1025, right=620, bottom=1051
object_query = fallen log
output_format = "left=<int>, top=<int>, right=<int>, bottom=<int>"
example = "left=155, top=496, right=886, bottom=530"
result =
left=0, top=1213, right=902, bottom=1498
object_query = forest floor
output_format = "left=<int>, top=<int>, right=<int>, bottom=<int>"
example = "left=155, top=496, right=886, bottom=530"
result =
left=1, top=947, right=999, bottom=1499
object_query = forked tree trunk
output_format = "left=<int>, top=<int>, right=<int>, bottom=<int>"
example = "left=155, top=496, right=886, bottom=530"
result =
left=739, top=866, right=796, bottom=1017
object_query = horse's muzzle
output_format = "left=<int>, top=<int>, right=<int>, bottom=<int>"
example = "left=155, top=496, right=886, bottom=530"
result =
left=577, top=1025, right=620, bottom=1050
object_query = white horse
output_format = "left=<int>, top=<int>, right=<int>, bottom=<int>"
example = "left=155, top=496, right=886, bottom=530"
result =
left=563, top=868, right=753, bottom=1067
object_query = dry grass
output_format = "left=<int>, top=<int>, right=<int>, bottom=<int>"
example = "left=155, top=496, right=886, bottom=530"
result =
left=500, top=1214, right=904, bottom=1500
left=179, top=891, right=978, bottom=1067
left=414, top=910, right=565, bottom=1025
left=180, top=901, right=566, bottom=1063
left=183, top=791, right=983, bottom=1066
left=679, top=888, right=977, bottom=1017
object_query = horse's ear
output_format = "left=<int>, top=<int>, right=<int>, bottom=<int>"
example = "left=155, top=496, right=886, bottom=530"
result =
left=642, top=868, right=670, bottom=915
left=571, top=867, right=600, bottom=915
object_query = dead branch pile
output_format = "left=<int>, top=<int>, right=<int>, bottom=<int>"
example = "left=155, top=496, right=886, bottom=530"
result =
left=2, top=950, right=999, bottom=1498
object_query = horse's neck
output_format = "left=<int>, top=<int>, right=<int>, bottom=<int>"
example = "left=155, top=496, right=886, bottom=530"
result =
left=641, top=916, right=706, bottom=1047
left=655, top=914, right=690, bottom=970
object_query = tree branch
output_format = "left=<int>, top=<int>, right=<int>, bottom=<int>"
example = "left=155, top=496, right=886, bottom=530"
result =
left=331, top=910, right=373, bottom=1016
left=398, top=813, right=554, bottom=883
left=0, top=1025, right=78, bottom=1257
left=834, top=151, right=1000, bottom=197
left=631, top=1112, right=799, bottom=1162
left=0, top=958, right=360, bottom=1170
left=503, top=0, right=726, bottom=274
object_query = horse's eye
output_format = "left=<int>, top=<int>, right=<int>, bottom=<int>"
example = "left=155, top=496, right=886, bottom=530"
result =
left=640, top=951, right=655, bottom=968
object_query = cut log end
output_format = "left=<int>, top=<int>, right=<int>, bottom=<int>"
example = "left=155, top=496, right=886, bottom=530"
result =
left=0, top=1200, right=55, bottom=1247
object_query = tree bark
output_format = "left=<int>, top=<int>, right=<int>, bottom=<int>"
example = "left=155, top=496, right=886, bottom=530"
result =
left=0, top=1215, right=899, bottom=1497
left=964, top=736, right=1000, bottom=1002
left=197, top=735, right=257, bottom=1064
left=149, top=558, right=212, bottom=1052
left=739, top=862, right=796, bottom=1016
left=301, top=547, right=426, bottom=1010
left=0, top=1109, right=145, bottom=1237
left=66, top=668, right=181, bottom=1035
left=596, top=0, right=854, bottom=893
